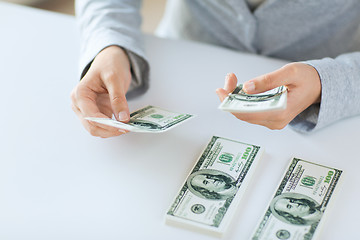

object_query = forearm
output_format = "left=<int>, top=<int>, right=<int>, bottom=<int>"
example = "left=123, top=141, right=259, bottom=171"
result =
left=290, top=52, right=360, bottom=132
left=76, top=0, right=149, bottom=96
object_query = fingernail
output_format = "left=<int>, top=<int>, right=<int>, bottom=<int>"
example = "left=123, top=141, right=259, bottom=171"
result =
left=118, top=111, right=129, bottom=122
left=119, top=129, right=127, bottom=134
left=243, top=81, right=255, bottom=92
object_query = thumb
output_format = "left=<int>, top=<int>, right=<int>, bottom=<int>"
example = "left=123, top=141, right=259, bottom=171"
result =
left=242, top=65, right=289, bottom=94
left=216, top=73, right=238, bottom=101
left=216, top=88, right=229, bottom=102
left=105, top=77, right=130, bottom=122
left=224, top=72, right=238, bottom=92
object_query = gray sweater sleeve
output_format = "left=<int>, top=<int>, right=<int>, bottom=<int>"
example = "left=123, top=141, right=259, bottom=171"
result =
left=290, top=52, right=360, bottom=133
left=76, top=0, right=149, bottom=98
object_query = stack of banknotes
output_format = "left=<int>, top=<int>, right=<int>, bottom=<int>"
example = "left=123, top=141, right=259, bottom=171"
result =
left=218, top=84, right=287, bottom=112
left=166, top=136, right=264, bottom=237
left=87, top=101, right=342, bottom=239
left=251, top=157, right=342, bottom=240
left=86, top=105, right=193, bottom=133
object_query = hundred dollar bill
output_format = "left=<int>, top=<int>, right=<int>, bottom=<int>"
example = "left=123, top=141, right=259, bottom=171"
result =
left=86, top=105, right=193, bottom=133
left=218, top=84, right=287, bottom=113
left=251, top=158, right=343, bottom=240
left=166, top=136, right=264, bottom=237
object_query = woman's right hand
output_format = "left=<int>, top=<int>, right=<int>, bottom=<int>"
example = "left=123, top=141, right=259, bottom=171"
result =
left=71, top=45, right=132, bottom=138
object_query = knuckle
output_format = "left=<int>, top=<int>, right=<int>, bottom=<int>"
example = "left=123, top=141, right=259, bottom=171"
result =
left=268, top=122, right=287, bottom=130
left=272, top=110, right=287, bottom=120
left=70, top=87, right=77, bottom=101
left=102, top=70, right=119, bottom=83
left=234, top=113, right=250, bottom=121
left=89, top=131, right=98, bottom=137
left=111, top=95, right=125, bottom=103
left=274, top=112, right=286, bottom=121
left=263, top=74, right=273, bottom=89
left=71, top=104, right=77, bottom=112
left=88, top=125, right=98, bottom=136
left=268, top=125, right=278, bottom=130
left=269, top=114, right=288, bottom=130
left=284, top=63, right=298, bottom=75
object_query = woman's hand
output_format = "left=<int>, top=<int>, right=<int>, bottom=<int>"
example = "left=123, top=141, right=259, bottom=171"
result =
left=216, top=63, right=321, bottom=130
left=71, top=46, right=132, bottom=137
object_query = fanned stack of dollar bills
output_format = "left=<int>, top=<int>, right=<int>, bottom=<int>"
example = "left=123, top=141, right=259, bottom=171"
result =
left=219, top=84, right=287, bottom=112
left=86, top=101, right=343, bottom=239
left=86, top=105, right=193, bottom=133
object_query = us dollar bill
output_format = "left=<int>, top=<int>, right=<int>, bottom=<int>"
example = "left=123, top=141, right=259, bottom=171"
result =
left=166, top=136, right=264, bottom=237
left=218, top=84, right=287, bottom=113
left=85, top=105, right=193, bottom=133
left=252, top=158, right=343, bottom=240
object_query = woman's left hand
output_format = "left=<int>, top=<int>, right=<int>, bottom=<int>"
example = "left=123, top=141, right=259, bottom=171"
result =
left=216, top=62, right=321, bottom=129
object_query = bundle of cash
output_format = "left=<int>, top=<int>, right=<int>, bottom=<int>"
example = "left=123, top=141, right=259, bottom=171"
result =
left=251, top=158, right=343, bottom=240
left=86, top=105, right=193, bottom=133
left=218, top=84, right=287, bottom=113
left=166, top=136, right=264, bottom=237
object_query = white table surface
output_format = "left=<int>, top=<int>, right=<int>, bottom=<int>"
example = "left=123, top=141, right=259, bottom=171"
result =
left=0, top=2, right=359, bottom=239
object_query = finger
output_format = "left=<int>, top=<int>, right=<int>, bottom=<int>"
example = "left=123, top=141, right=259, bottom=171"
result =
left=84, top=116, right=129, bottom=138
left=103, top=73, right=130, bottom=123
left=84, top=113, right=130, bottom=136
left=86, top=121, right=127, bottom=138
left=75, top=81, right=110, bottom=119
left=243, top=64, right=292, bottom=94
left=216, top=88, right=229, bottom=102
left=224, top=73, right=238, bottom=92
left=72, top=102, right=128, bottom=138
left=231, top=111, right=290, bottom=130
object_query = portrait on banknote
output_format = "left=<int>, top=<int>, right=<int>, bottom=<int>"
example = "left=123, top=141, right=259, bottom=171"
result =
left=270, top=192, right=323, bottom=226
left=186, top=169, right=238, bottom=200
